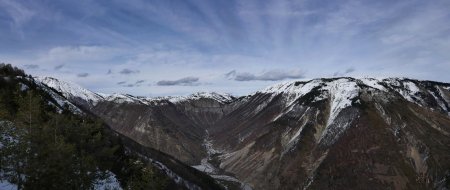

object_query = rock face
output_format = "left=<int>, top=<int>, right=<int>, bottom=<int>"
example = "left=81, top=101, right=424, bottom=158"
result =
left=90, top=95, right=233, bottom=165
left=37, top=77, right=450, bottom=190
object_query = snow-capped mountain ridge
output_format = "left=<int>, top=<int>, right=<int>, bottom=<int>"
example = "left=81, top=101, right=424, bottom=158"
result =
left=259, top=77, right=450, bottom=109
left=254, top=77, right=450, bottom=146
left=259, top=77, right=419, bottom=93
left=35, top=77, right=236, bottom=106
left=36, top=76, right=450, bottom=114
left=35, top=77, right=104, bottom=105
left=163, top=92, right=235, bottom=104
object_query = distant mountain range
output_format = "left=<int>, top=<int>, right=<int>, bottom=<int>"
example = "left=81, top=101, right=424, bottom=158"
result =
left=33, top=76, right=450, bottom=189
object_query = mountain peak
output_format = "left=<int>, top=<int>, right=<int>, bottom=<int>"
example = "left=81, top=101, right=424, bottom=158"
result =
left=258, top=77, right=450, bottom=126
left=258, top=77, right=449, bottom=98
left=35, top=76, right=104, bottom=104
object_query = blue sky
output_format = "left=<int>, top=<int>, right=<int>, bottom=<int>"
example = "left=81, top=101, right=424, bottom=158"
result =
left=1, top=0, right=450, bottom=96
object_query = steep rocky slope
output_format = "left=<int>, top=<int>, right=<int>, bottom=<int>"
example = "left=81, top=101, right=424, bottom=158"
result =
left=37, top=77, right=450, bottom=190
left=209, top=78, right=450, bottom=189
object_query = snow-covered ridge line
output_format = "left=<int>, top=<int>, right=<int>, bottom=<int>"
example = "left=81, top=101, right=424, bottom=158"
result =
left=165, top=92, right=235, bottom=104
left=35, top=76, right=450, bottom=111
left=95, top=92, right=235, bottom=105
left=36, top=76, right=236, bottom=105
left=35, top=77, right=104, bottom=104
left=258, top=77, right=450, bottom=106
left=33, top=77, right=82, bottom=113
left=260, top=77, right=450, bottom=94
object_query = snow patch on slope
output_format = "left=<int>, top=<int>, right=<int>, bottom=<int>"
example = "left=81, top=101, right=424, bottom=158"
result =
left=263, top=78, right=359, bottom=126
left=34, top=78, right=82, bottom=113
left=103, top=93, right=141, bottom=104
left=324, top=79, right=359, bottom=126
left=358, top=78, right=386, bottom=91
left=288, top=123, right=306, bottom=145
left=438, top=88, right=450, bottom=105
left=383, top=78, right=423, bottom=104
left=404, top=81, right=420, bottom=94
left=282, top=118, right=309, bottom=155
left=261, top=79, right=324, bottom=108
left=429, top=89, right=448, bottom=112
left=260, top=81, right=297, bottom=94
left=261, top=79, right=322, bottom=97
left=94, top=171, right=122, bottom=190
left=0, top=180, right=17, bottom=190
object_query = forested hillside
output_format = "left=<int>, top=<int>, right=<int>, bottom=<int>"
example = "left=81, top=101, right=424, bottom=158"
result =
left=0, top=64, right=167, bottom=190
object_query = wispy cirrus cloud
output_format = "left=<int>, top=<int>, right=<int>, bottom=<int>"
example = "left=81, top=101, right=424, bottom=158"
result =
left=0, top=0, right=35, bottom=38
left=1, top=0, right=450, bottom=96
